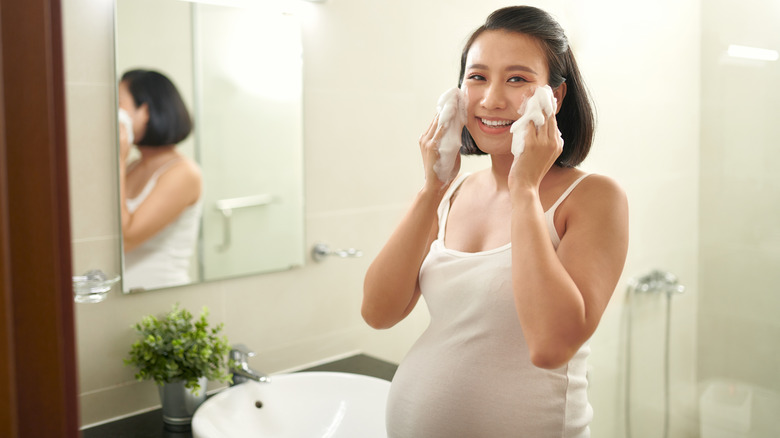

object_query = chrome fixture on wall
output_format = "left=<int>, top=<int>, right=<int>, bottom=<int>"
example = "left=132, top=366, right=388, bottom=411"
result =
left=629, top=269, right=686, bottom=295
left=214, top=194, right=277, bottom=251
left=72, top=269, right=120, bottom=303
left=311, top=243, right=363, bottom=262
left=624, top=269, right=686, bottom=438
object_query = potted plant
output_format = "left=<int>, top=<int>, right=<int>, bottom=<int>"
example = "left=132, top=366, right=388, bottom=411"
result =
left=125, top=304, right=232, bottom=430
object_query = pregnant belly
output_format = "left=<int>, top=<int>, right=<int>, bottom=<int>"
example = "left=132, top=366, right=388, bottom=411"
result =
left=384, top=339, right=573, bottom=438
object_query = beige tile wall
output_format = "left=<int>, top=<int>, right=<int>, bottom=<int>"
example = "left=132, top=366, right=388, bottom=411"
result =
left=63, top=0, right=701, bottom=434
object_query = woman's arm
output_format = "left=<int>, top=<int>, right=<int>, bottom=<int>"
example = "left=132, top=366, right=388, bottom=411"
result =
left=361, top=188, right=442, bottom=329
left=509, top=113, right=629, bottom=369
left=118, top=126, right=201, bottom=252
left=511, top=176, right=628, bottom=369
left=121, top=161, right=201, bottom=252
left=118, top=123, right=133, bottom=244
left=362, top=115, right=456, bottom=329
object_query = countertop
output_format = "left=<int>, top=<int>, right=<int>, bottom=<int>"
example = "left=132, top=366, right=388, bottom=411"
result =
left=81, top=354, right=397, bottom=438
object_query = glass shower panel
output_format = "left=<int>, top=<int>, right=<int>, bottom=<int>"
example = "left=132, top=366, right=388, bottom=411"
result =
left=698, top=0, right=780, bottom=436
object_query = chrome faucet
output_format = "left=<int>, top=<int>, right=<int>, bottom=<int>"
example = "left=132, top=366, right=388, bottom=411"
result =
left=229, top=344, right=270, bottom=386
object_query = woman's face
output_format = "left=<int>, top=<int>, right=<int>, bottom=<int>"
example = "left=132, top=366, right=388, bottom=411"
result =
left=461, top=30, right=562, bottom=155
left=118, top=81, right=149, bottom=143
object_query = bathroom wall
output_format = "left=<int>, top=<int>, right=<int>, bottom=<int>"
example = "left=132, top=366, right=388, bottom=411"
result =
left=562, top=1, right=701, bottom=436
left=63, top=0, right=701, bottom=433
left=699, top=0, right=780, bottom=415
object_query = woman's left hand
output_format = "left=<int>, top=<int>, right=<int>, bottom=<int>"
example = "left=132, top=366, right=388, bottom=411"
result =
left=508, top=111, right=563, bottom=192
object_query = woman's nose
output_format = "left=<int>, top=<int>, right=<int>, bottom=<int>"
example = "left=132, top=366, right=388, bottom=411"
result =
left=480, top=82, right=507, bottom=110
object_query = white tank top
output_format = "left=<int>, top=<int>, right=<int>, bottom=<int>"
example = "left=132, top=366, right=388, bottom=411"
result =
left=386, top=172, right=592, bottom=438
left=123, top=159, right=202, bottom=291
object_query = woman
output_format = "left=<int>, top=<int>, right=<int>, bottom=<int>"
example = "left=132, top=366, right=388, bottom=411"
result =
left=362, top=6, right=629, bottom=437
left=118, top=69, right=202, bottom=291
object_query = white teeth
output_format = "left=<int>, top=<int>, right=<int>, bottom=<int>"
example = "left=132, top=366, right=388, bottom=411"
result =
left=481, top=118, right=513, bottom=127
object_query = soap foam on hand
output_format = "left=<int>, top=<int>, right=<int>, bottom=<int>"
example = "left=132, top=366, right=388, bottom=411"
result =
left=433, top=87, right=467, bottom=183
left=509, top=85, right=557, bottom=157
left=118, top=108, right=134, bottom=145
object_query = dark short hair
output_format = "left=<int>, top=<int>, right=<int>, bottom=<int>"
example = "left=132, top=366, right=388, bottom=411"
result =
left=457, top=6, right=595, bottom=167
left=121, top=69, right=193, bottom=147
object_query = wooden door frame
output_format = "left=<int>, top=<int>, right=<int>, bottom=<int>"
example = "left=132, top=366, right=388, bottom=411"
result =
left=0, top=0, right=79, bottom=436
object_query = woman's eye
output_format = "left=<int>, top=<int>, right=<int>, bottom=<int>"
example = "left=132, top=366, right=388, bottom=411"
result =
left=467, top=74, right=485, bottom=81
left=508, top=76, right=528, bottom=83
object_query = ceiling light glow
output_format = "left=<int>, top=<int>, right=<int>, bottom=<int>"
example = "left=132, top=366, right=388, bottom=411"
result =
left=727, top=44, right=779, bottom=62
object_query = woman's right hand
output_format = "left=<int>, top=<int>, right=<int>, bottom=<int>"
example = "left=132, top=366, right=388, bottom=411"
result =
left=419, top=114, right=459, bottom=193
left=509, top=109, right=563, bottom=193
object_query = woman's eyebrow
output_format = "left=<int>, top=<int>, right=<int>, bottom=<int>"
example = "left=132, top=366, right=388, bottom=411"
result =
left=507, top=65, right=538, bottom=74
left=467, top=63, right=538, bottom=75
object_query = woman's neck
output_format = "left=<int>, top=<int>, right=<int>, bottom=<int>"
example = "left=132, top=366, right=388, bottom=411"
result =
left=137, top=145, right=177, bottom=163
left=488, top=153, right=563, bottom=192
left=489, top=153, right=514, bottom=191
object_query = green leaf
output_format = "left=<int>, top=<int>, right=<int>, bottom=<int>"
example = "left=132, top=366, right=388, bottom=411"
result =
left=124, top=304, right=232, bottom=385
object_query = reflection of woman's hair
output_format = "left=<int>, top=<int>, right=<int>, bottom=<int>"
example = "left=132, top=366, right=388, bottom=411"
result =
left=121, top=69, right=193, bottom=147
left=457, top=6, right=595, bottom=167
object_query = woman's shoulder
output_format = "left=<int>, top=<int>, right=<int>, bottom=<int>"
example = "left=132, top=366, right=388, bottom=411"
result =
left=579, top=172, right=625, bottom=200
left=565, top=170, right=627, bottom=216
left=156, top=155, right=202, bottom=202
left=179, top=156, right=202, bottom=179
left=162, top=155, right=202, bottom=181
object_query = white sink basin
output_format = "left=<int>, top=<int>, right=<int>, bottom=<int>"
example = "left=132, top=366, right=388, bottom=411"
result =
left=192, top=371, right=390, bottom=438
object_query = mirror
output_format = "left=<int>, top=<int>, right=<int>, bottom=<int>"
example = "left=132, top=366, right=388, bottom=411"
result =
left=115, top=0, right=305, bottom=293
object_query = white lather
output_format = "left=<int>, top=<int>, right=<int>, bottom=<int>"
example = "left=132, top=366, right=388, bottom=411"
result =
left=433, top=87, right=467, bottom=183
left=510, top=85, right=558, bottom=157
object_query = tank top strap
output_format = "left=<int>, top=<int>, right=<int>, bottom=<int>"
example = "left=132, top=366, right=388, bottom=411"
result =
left=136, top=157, right=185, bottom=193
left=149, top=157, right=185, bottom=179
left=545, top=173, right=590, bottom=215
left=126, top=159, right=141, bottom=172
left=126, top=157, right=186, bottom=211
left=436, top=173, right=470, bottom=241
left=544, top=173, right=590, bottom=248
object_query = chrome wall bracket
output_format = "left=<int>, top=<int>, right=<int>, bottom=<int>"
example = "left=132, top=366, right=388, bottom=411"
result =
left=311, top=243, right=362, bottom=262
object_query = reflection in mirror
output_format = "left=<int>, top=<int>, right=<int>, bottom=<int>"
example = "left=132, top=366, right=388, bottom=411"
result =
left=119, top=69, right=203, bottom=292
left=115, top=0, right=305, bottom=293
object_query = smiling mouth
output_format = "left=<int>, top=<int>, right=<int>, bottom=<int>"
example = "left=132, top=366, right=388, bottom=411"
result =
left=478, top=118, right=515, bottom=127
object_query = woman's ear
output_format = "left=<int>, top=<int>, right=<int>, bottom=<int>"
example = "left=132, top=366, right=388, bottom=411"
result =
left=553, top=82, right=567, bottom=114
